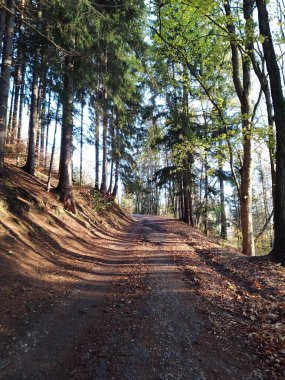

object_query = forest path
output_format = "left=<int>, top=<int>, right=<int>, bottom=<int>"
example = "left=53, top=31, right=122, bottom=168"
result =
left=1, top=216, right=263, bottom=380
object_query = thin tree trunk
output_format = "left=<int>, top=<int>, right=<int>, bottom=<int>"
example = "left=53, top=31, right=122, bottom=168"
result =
left=22, top=56, right=38, bottom=175
left=94, top=100, right=100, bottom=190
left=249, top=37, right=276, bottom=203
left=47, top=100, right=60, bottom=192
left=10, top=0, right=25, bottom=145
left=204, top=154, right=209, bottom=235
left=224, top=0, right=255, bottom=256
left=0, top=1, right=6, bottom=59
left=7, top=81, right=14, bottom=141
left=112, top=159, right=119, bottom=197
left=56, top=56, right=76, bottom=213
left=44, top=86, right=51, bottom=167
left=100, top=88, right=108, bottom=193
left=10, top=61, right=21, bottom=144
left=108, top=107, right=115, bottom=194
left=17, top=60, right=25, bottom=141
left=112, top=107, right=119, bottom=197
left=16, top=60, right=25, bottom=166
left=79, top=100, right=84, bottom=185
left=219, top=165, right=227, bottom=239
left=39, top=69, right=47, bottom=166
left=35, top=78, right=42, bottom=153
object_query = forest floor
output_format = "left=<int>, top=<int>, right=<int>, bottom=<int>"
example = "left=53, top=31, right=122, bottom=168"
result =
left=1, top=165, right=285, bottom=379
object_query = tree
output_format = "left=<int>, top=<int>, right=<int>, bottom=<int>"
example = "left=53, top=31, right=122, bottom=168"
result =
left=255, top=0, right=285, bottom=264
left=0, top=0, right=15, bottom=176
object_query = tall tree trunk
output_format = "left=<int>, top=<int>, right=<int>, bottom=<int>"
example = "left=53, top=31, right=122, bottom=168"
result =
left=204, top=154, right=209, bottom=235
left=255, top=0, right=285, bottom=263
left=100, top=89, right=108, bottom=193
left=179, top=175, right=184, bottom=220
left=17, top=60, right=25, bottom=141
left=22, top=57, right=38, bottom=175
left=7, top=81, right=14, bottom=140
left=47, top=99, right=60, bottom=192
left=0, top=0, right=15, bottom=173
left=249, top=36, right=276, bottom=203
left=182, top=166, right=190, bottom=225
left=39, top=69, right=47, bottom=166
left=94, top=100, right=100, bottom=189
left=108, top=107, right=115, bottom=194
left=56, top=56, right=76, bottom=213
left=224, top=0, right=255, bottom=256
left=112, top=158, right=119, bottom=197
left=10, top=0, right=25, bottom=145
left=79, top=100, right=84, bottom=185
left=219, top=166, right=227, bottom=239
left=112, top=107, right=119, bottom=197
left=0, top=1, right=6, bottom=59
left=10, top=60, right=21, bottom=145
left=35, top=78, right=42, bottom=152
left=16, top=60, right=25, bottom=165
left=44, top=86, right=51, bottom=167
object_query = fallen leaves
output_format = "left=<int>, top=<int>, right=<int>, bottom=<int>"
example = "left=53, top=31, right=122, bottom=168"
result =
left=158, top=220, right=285, bottom=379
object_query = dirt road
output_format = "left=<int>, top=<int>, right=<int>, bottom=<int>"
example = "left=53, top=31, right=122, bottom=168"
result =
left=1, top=216, right=265, bottom=379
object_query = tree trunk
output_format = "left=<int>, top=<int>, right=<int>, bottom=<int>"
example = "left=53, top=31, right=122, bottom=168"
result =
left=7, top=81, right=14, bottom=141
left=108, top=107, right=115, bottom=194
left=219, top=166, right=227, bottom=239
left=47, top=99, right=60, bottom=192
left=44, top=87, right=51, bottom=167
left=112, top=108, right=120, bottom=197
left=10, top=0, right=25, bottom=145
left=56, top=56, right=76, bottom=213
left=16, top=60, right=25, bottom=165
left=249, top=35, right=276, bottom=204
left=100, top=88, right=108, bottom=193
left=224, top=0, right=255, bottom=256
left=0, top=1, right=6, bottom=59
left=255, top=0, right=285, bottom=263
left=112, top=158, right=119, bottom=197
left=22, top=57, right=38, bottom=175
left=94, top=100, right=100, bottom=189
left=17, top=60, right=25, bottom=141
left=35, top=78, right=42, bottom=152
left=204, top=155, right=209, bottom=235
left=79, top=100, right=84, bottom=185
left=39, top=69, right=47, bottom=166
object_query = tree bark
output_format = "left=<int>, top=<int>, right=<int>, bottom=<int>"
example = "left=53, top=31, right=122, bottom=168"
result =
left=44, top=86, right=51, bottom=167
left=100, top=88, right=108, bottom=193
left=218, top=165, right=227, bottom=239
left=249, top=33, right=276, bottom=204
left=255, top=0, right=285, bottom=263
left=56, top=56, right=76, bottom=213
left=7, top=81, right=14, bottom=140
left=204, top=154, right=209, bottom=235
left=108, top=107, right=115, bottom=194
left=79, top=99, right=84, bottom=185
left=10, top=0, right=25, bottom=145
left=47, top=99, right=60, bottom=192
left=0, top=1, right=6, bottom=59
left=16, top=59, right=25, bottom=165
left=112, top=107, right=120, bottom=197
left=22, top=56, right=38, bottom=176
left=94, top=99, right=100, bottom=190
left=224, top=0, right=255, bottom=256
left=39, top=68, right=47, bottom=166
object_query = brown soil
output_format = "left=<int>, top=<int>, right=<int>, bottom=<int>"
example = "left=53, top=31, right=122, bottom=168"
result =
left=0, top=164, right=285, bottom=379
